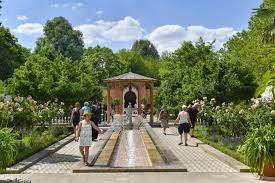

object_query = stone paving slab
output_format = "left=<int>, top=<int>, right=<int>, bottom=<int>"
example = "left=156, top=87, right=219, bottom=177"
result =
left=167, top=127, right=249, bottom=172
left=6, top=134, right=74, bottom=174
left=22, top=133, right=105, bottom=174
left=152, top=127, right=237, bottom=172
left=0, top=172, right=265, bottom=183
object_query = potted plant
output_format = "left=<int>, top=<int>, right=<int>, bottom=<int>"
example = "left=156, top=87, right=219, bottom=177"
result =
left=0, top=128, right=18, bottom=172
left=113, top=98, right=120, bottom=113
left=238, top=124, right=275, bottom=179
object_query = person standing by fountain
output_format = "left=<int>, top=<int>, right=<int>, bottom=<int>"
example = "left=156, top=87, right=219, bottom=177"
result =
left=175, top=105, right=192, bottom=146
left=127, top=102, right=133, bottom=129
left=159, top=106, right=169, bottom=135
left=78, top=111, right=102, bottom=166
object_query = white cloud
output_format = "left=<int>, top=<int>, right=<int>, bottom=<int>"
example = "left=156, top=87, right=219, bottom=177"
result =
left=17, top=15, right=28, bottom=21
left=146, top=25, right=237, bottom=53
left=75, top=16, right=144, bottom=46
left=96, top=10, right=103, bottom=15
left=4, top=18, right=8, bottom=22
left=50, top=3, right=59, bottom=8
left=72, top=2, right=83, bottom=10
left=13, top=23, right=43, bottom=35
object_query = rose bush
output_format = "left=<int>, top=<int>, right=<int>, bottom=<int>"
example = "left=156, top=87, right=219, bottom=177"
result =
left=198, top=97, right=275, bottom=138
left=0, top=96, right=65, bottom=133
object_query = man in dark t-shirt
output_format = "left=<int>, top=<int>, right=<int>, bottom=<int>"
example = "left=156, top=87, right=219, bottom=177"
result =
left=187, top=103, right=199, bottom=137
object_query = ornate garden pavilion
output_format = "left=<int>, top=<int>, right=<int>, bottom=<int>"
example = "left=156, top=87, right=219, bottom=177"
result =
left=104, top=72, right=156, bottom=122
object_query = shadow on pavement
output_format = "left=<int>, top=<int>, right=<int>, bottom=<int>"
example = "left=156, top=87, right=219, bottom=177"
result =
left=0, top=179, right=31, bottom=183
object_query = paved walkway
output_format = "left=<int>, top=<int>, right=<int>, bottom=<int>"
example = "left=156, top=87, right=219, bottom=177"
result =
left=152, top=127, right=237, bottom=172
left=22, top=135, right=103, bottom=174
left=0, top=173, right=264, bottom=183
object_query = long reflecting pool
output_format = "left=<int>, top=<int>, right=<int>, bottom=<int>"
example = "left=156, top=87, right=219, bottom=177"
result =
left=110, top=129, right=152, bottom=167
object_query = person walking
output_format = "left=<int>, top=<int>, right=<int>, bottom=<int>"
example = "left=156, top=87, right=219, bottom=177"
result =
left=80, top=102, right=90, bottom=117
left=71, top=102, right=81, bottom=141
left=77, top=111, right=102, bottom=166
left=159, top=106, right=169, bottom=135
left=187, top=103, right=200, bottom=137
left=91, top=101, right=100, bottom=141
left=175, top=105, right=192, bottom=146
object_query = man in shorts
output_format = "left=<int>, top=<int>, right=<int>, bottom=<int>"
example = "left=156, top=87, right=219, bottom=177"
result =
left=175, top=105, right=192, bottom=146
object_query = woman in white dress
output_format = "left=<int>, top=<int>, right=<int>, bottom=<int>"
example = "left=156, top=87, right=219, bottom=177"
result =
left=77, top=111, right=102, bottom=166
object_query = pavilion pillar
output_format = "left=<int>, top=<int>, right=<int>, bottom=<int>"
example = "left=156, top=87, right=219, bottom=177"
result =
left=119, top=84, right=123, bottom=114
left=138, top=83, right=142, bottom=115
left=107, top=84, right=111, bottom=123
left=150, top=82, right=154, bottom=122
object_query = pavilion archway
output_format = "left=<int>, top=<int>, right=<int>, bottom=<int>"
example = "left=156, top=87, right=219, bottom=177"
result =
left=104, top=72, right=156, bottom=122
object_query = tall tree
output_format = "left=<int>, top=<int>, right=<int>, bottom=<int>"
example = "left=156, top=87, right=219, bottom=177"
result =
left=81, top=46, right=121, bottom=84
left=35, top=16, right=84, bottom=61
left=131, top=39, right=160, bottom=59
left=0, top=26, right=29, bottom=80
left=252, top=0, right=275, bottom=43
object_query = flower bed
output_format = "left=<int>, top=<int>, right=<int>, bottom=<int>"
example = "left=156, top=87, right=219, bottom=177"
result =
left=0, top=96, right=65, bottom=132
left=195, top=97, right=275, bottom=176
left=0, top=96, right=70, bottom=171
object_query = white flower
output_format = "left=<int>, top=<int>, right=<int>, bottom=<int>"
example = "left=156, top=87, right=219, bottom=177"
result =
left=203, top=97, right=207, bottom=101
left=271, top=110, right=275, bottom=116
left=17, top=108, right=23, bottom=112
left=251, top=104, right=258, bottom=109
left=239, top=109, right=245, bottom=114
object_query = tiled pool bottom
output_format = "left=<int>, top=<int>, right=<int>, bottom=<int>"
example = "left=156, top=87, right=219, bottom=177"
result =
left=110, top=130, right=152, bottom=167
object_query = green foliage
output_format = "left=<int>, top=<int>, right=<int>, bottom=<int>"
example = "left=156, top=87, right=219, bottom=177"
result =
left=113, top=98, right=120, bottom=106
left=16, top=127, right=71, bottom=165
left=81, top=46, right=121, bottom=84
left=0, top=26, right=30, bottom=80
left=199, top=98, right=275, bottom=138
left=8, top=54, right=101, bottom=105
left=48, top=126, right=68, bottom=137
left=0, top=96, right=65, bottom=132
left=194, top=125, right=244, bottom=163
left=157, top=39, right=256, bottom=115
left=0, top=80, right=6, bottom=93
left=238, top=124, right=275, bottom=175
left=251, top=0, right=275, bottom=44
left=116, top=49, right=160, bottom=80
left=0, top=128, right=18, bottom=171
left=35, top=16, right=84, bottom=61
left=131, top=39, right=160, bottom=59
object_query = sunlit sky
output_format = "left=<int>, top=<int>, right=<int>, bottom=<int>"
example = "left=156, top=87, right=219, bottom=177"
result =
left=1, top=0, right=262, bottom=52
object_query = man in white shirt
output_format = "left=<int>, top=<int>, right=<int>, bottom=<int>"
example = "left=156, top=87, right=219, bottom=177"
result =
left=175, top=105, right=192, bottom=146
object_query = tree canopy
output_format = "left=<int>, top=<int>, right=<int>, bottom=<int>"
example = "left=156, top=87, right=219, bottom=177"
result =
left=35, top=16, right=84, bottom=61
left=131, top=39, right=160, bottom=59
left=8, top=55, right=101, bottom=105
left=0, top=26, right=30, bottom=80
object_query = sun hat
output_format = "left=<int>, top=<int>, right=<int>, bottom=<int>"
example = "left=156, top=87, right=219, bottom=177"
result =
left=83, top=110, right=91, bottom=117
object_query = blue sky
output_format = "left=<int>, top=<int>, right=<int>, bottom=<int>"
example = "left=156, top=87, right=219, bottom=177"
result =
left=1, top=0, right=262, bottom=52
